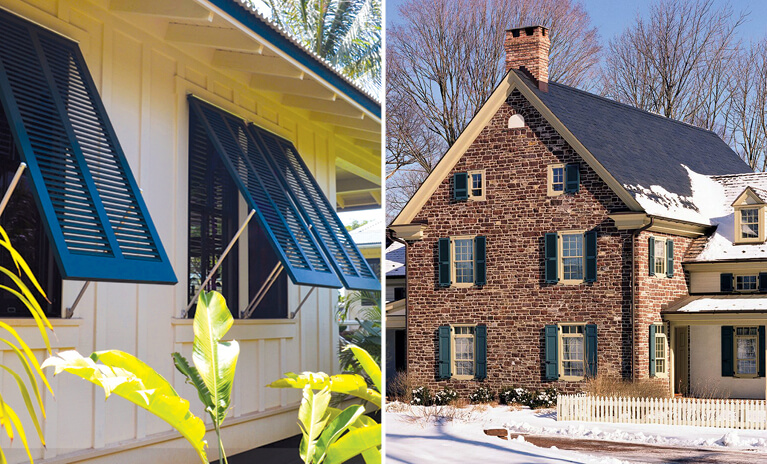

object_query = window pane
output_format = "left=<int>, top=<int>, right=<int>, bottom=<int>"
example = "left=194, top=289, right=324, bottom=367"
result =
left=454, top=239, right=474, bottom=283
left=562, top=234, right=583, bottom=280
left=471, top=173, right=482, bottom=197
left=654, top=240, right=665, bottom=275
left=737, top=336, right=758, bottom=375
left=562, top=337, right=584, bottom=361
left=552, top=167, right=564, bottom=191
left=737, top=275, right=757, bottom=291
left=741, top=209, right=759, bottom=238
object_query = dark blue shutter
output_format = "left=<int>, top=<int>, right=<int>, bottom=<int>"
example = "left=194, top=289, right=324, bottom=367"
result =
left=648, top=237, right=655, bottom=276
left=544, top=233, right=558, bottom=283
left=721, top=326, right=734, bottom=377
left=438, top=326, right=451, bottom=379
left=585, top=324, right=598, bottom=378
left=759, top=272, right=767, bottom=293
left=584, top=230, right=597, bottom=282
left=438, top=238, right=451, bottom=287
left=544, top=325, right=558, bottom=380
left=453, top=172, right=468, bottom=201
left=666, top=240, right=674, bottom=278
left=248, top=122, right=379, bottom=291
left=475, top=325, right=487, bottom=380
left=760, top=326, right=765, bottom=377
left=649, top=324, right=657, bottom=378
left=0, top=10, right=175, bottom=283
left=720, top=273, right=734, bottom=293
left=188, top=97, right=340, bottom=289
left=564, top=163, right=580, bottom=193
left=474, top=236, right=486, bottom=286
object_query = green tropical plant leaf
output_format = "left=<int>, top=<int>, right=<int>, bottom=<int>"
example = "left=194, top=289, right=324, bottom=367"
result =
left=346, top=345, right=380, bottom=394
left=297, top=386, right=331, bottom=464
left=0, top=365, right=43, bottom=446
left=323, top=424, right=381, bottom=464
left=313, top=404, right=365, bottom=463
left=172, top=352, right=214, bottom=413
left=360, top=446, right=381, bottom=464
left=4, top=401, right=33, bottom=464
left=268, top=371, right=381, bottom=407
left=42, top=350, right=208, bottom=463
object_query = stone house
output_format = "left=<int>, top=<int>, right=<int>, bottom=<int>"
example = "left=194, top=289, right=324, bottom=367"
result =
left=389, top=25, right=767, bottom=399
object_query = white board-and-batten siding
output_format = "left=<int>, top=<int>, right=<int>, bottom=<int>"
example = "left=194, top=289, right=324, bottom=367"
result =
left=0, top=0, right=356, bottom=462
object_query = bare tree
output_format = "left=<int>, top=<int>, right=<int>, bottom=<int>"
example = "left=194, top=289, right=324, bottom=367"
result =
left=726, top=39, right=767, bottom=170
left=601, top=0, right=745, bottom=131
left=386, top=0, right=601, bottom=221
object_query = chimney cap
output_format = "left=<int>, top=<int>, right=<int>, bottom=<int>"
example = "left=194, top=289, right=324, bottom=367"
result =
left=505, top=25, right=549, bottom=36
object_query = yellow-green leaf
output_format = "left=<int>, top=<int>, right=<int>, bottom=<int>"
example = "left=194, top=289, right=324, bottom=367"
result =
left=347, top=345, right=381, bottom=394
left=324, top=424, right=381, bottom=464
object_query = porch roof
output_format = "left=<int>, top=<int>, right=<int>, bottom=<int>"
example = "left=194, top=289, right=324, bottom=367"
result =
left=664, top=294, right=767, bottom=314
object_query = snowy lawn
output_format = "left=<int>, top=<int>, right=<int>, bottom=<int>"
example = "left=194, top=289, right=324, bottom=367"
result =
left=385, top=402, right=767, bottom=464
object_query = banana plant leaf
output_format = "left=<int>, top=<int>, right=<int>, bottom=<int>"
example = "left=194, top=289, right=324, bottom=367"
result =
left=267, top=372, right=380, bottom=408
left=297, top=386, right=331, bottom=463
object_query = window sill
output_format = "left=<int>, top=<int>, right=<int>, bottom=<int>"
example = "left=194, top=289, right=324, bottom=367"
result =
left=559, top=376, right=585, bottom=382
left=654, top=373, right=669, bottom=379
left=733, top=374, right=759, bottom=379
left=171, top=317, right=297, bottom=342
left=450, top=283, right=475, bottom=289
left=558, top=280, right=584, bottom=286
left=452, top=375, right=475, bottom=381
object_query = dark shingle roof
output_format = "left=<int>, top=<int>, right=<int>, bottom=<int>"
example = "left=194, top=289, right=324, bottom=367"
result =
left=385, top=243, right=405, bottom=277
left=517, top=71, right=752, bottom=200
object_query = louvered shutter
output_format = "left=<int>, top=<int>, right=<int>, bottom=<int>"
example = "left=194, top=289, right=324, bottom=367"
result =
left=759, top=272, right=767, bottom=293
left=0, top=10, right=175, bottom=283
left=585, top=324, right=598, bottom=378
left=649, top=324, right=657, bottom=378
left=544, top=233, right=558, bottom=283
left=474, top=236, right=486, bottom=286
left=475, top=325, right=487, bottom=380
left=720, top=273, right=734, bottom=293
left=544, top=325, right=558, bottom=380
left=722, top=326, right=734, bottom=377
left=564, top=163, right=580, bottom=193
left=584, top=230, right=597, bottom=282
left=438, top=238, right=451, bottom=287
left=453, top=172, right=468, bottom=201
left=760, top=326, right=765, bottom=377
left=666, top=240, right=674, bottom=278
left=648, top=237, right=655, bottom=276
left=438, top=326, right=451, bottom=379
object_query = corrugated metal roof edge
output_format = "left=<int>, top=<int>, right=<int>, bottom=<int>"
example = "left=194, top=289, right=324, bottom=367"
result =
left=210, top=0, right=381, bottom=118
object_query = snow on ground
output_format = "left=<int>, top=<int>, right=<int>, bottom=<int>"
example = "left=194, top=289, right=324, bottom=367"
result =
left=386, top=403, right=767, bottom=464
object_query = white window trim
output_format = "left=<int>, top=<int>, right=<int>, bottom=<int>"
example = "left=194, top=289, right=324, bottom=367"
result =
left=734, top=326, right=759, bottom=378
left=450, top=324, right=476, bottom=380
left=652, top=236, right=667, bottom=278
left=654, top=323, right=668, bottom=378
left=558, top=230, right=586, bottom=285
left=450, top=235, right=476, bottom=288
left=547, top=164, right=565, bottom=196
left=467, top=170, right=486, bottom=201
left=558, top=323, right=586, bottom=381
left=735, top=274, right=758, bottom=293
left=734, top=206, right=765, bottom=244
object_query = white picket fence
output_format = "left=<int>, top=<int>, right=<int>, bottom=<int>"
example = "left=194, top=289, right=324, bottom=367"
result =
left=557, top=394, right=767, bottom=430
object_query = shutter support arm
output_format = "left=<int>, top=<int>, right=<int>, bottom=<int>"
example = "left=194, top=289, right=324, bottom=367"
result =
left=0, top=162, right=26, bottom=218
left=241, top=262, right=283, bottom=319
left=65, top=281, right=90, bottom=319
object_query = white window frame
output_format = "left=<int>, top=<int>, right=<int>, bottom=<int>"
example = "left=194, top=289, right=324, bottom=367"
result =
left=450, top=235, right=476, bottom=288
left=735, top=274, right=758, bottom=293
left=451, top=324, right=476, bottom=380
left=652, top=237, right=667, bottom=278
left=558, top=323, right=586, bottom=381
left=735, top=206, right=764, bottom=243
left=734, top=326, right=759, bottom=378
left=467, top=170, right=486, bottom=201
left=547, top=164, right=565, bottom=196
left=654, top=323, right=668, bottom=378
left=558, top=230, right=585, bottom=285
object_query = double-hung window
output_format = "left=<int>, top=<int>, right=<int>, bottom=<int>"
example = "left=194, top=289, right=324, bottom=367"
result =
left=561, top=233, right=584, bottom=283
left=453, top=237, right=475, bottom=285
left=736, top=275, right=758, bottom=292
left=453, top=171, right=486, bottom=201
left=735, top=327, right=758, bottom=377
left=468, top=170, right=485, bottom=200
left=437, top=324, right=487, bottom=380
left=547, top=163, right=580, bottom=196
left=654, top=239, right=666, bottom=275
left=548, top=164, right=565, bottom=195
left=545, top=230, right=596, bottom=285
left=648, top=236, right=674, bottom=278
left=453, top=325, right=476, bottom=378
left=650, top=323, right=667, bottom=377
left=438, top=236, right=486, bottom=287
left=741, top=208, right=760, bottom=240
left=544, top=323, right=597, bottom=381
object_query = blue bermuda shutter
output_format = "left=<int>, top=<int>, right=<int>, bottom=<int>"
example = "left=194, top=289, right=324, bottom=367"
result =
left=474, top=236, right=486, bottom=286
left=584, top=230, right=597, bottom=282
left=453, top=172, right=468, bottom=201
left=649, top=324, right=657, bottom=378
left=666, top=240, right=674, bottom=278
left=475, top=325, right=487, bottom=380
left=188, top=97, right=341, bottom=289
left=585, top=324, right=598, bottom=378
left=438, top=326, right=451, bottom=379
left=760, top=326, right=766, bottom=377
left=564, top=163, right=580, bottom=193
left=0, top=10, right=175, bottom=283
left=721, top=326, right=734, bottom=377
left=759, top=272, right=767, bottom=292
left=720, top=273, right=734, bottom=293
left=544, top=325, right=559, bottom=380
left=438, top=238, right=451, bottom=287
left=647, top=236, right=655, bottom=276
left=544, top=233, right=558, bottom=283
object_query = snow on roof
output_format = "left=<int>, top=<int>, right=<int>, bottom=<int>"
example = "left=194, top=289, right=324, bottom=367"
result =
left=385, top=242, right=405, bottom=277
left=669, top=295, right=767, bottom=313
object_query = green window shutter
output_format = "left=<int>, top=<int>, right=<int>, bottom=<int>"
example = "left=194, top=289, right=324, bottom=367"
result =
left=584, top=230, right=597, bottom=282
left=649, top=324, right=657, bottom=378
left=438, top=326, right=451, bottom=379
left=544, top=233, right=559, bottom=283
left=438, top=238, right=451, bottom=287
left=760, top=326, right=766, bottom=377
left=544, top=325, right=559, bottom=380
left=720, top=273, right=734, bottom=293
left=453, top=172, right=468, bottom=201
left=564, top=163, right=580, bottom=193
left=666, top=239, right=674, bottom=278
left=585, top=324, right=598, bottom=378
left=721, top=326, right=734, bottom=377
left=648, top=236, right=655, bottom=276
left=475, top=325, right=487, bottom=380
left=474, top=236, right=486, bottom=286
left=759, top=273, right=767, bottom=293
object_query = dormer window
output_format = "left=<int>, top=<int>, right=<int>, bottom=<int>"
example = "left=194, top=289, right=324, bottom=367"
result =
left=732, top=187, right=766, bottom=244
left=741, top=208, right=759, bottom=239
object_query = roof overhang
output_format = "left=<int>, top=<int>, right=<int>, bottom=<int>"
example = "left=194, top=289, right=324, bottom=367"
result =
left=609, top=212, right=713, bottom=238
left=663, top=311, right=767, bottom=324
left=389, top=223, right=428, bottom=241
left=683, top=260, right=767, bottom=272
left=386, top=299, right=406, bottom=329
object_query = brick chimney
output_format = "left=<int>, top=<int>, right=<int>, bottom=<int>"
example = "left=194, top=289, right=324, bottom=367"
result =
left=505, top=25, right=549, bottom=92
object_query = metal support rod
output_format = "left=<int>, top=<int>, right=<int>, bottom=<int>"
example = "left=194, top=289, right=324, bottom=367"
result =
left=0, top=162, right=26, bottom=219
left=65, top=281, right=90, bottom=319
left=183, top=209, right=256, bottom=317
left=290, top=286, right=316, bottom=319
left=241, top=262, right=283, bottom=319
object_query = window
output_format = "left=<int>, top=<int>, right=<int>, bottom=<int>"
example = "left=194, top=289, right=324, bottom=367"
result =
left=648, top=236, right=673, bottom=278
left=452, top=325, right=476, bottom=378
left=438, top=235, right=486, bottom=288
left=735, top=327, right=758, bottom=377
left=560, top=324, right=585, bottom=380
left=548, top=164, right=565, bottom=195
left=560, top=232, right=584, bottom=283
left=654, top=324, right=667, bottom=377
left=736, top=275, right=758, bottom=292
left=741, top=208, right=759, bottom=239
left=453, top=238, right=474, bottom=285
left=654, top=239, right=666, bottom=276
left=394, top=287, right=406, bottom=301
left=468, top=170, right=485, bottom=200
left=545, top=323, right=597, bottom=381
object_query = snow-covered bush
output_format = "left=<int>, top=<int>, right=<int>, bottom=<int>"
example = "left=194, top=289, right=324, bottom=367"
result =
left=499, top=386, right=532, bottom=405
left=433, top=387, right=458, bottom=405
left=527, top=387, right=558, bottom=409
left=497, top=386, right=557, bottom=408
left=469, top=386, right=494, bottom=404
left=411, top=386, right=432, bottom=406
